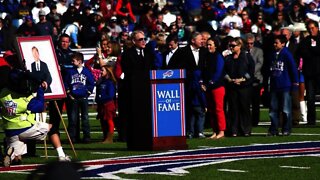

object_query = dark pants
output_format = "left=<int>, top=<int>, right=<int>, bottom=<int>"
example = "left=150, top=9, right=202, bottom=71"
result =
left=226, top=87, right=252, bottom=135
left=251, top=84, right=262, bottom=126
left=305, top=77, right=320, bottom=125
left=67, top=97, right=90, bottom=141
left=48, top=99, right=66, bottom=136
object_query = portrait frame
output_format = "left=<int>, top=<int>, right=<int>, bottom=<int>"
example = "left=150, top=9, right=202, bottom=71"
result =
left=16, top=36, right=66, bottom=100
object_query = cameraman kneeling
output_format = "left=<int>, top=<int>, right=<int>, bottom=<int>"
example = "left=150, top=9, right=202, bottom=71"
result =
left=0, top=52, right=69, bottom=167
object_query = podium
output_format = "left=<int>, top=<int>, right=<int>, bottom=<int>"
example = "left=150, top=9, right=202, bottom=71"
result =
left=149, top=69, right=187, bottom=150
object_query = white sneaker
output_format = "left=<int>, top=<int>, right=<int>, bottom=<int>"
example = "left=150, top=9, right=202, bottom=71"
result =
left=59, top=156, right=71, bottom=162
left=3, top=147, right=14, bottom=167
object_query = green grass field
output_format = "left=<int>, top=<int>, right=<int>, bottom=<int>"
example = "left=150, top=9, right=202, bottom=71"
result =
left=0, top=107, right=319, bottom=179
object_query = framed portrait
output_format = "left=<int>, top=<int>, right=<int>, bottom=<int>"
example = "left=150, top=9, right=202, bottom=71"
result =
left=16, top=36, right=66, bottom=100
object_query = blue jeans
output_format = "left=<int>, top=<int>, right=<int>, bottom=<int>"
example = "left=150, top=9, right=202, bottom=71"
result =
left=269, top=91, right=292, bottom=134
left=67, top=97, right=90, bottom=140
left=189, top=106, right=206, bottom=135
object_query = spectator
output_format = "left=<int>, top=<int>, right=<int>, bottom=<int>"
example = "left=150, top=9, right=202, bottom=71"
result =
left=245, top=33, right=264, bottom=127
left=214, top=0, right=228, bottom=22
left=262, top=0, right=276, bottom=24
left=79, top=11, right=100, bottom=48
left=31, top=0, right=50, bottom=23
left=1, top=15, right=17, bottom=51
left=184, top=0, right=202, bottom=23
left=16, top=15, right=38, bottom=37
left=201, top=0, right=216, bottom=22
left=189, top=70, right=207, bottom=139
left=61, top=17, right=82, bottom=48
left=281, top=27, right=303, bottom=125
left=120, top=16, right=135, bottom=34
left=14, top=0, right=31, bottom=20
left=139, top=7, right=157, bottom=36
left=56, top=0, right=68, bottom=15
left=155, top=13, right=168, bottom=33
left=162, top=35, right=181, bottom=69
left=162, top=5, right=176, bottom=27
left=175, top=31, right=206, bottom=139
left=95, top=65, right=117, bottom=143
left=73, top=0, right=86, bottom=13
left=288, top=2, right=306, bottom=24
left=272, top=11, right=289, bottom=29
left=297, top=20, right=320, bottom=126
left=244, top=0, right=261, bottom=24
left=36, top=10, right=53, bottom=36
left=46, top=4, right=62, bottom=24
left=268, top=35, right=299, bottom=136
left=100, top=0, right=115, bottom=21
left=64, top=52, right=95, bottom=143
left=120, top=30, right=155, bottom=150
left=204, top=37, right=226, bottom=139
left=61, top=4, right=81, bottom=27
left=115, top=0, right=136, bottom=23
left=251, top=13, right=272, bottom=45
left=106, top=16, right=122, bottom=41
left=220, top=6, right=243, bottom=36
left=224, top=37, right=255, bottom=137
left=48, top=34, right=75, bottom=145
left=241, top=9, right=252, bottom=35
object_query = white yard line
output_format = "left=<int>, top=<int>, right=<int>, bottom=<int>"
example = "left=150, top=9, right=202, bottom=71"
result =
left=252, top=132, right=320, bottom=136
left=279, top=166, right=310, bottom=169
left=91, top=152, right=116, bottom=155
left=217, top=169, right=247, bottom=173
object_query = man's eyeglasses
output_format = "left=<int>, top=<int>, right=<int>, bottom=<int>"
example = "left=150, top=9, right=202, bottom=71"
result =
left=242, top=13, right=248, bottom=16
left=136, top=38, right=147, bottom=42
left=247, top=42, right=254, bottom=45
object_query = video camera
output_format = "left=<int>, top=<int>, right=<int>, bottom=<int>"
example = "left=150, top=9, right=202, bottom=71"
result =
left=8, top=68, right=42, bottom=96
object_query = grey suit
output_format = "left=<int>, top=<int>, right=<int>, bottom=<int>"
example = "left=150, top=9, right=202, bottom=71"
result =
left=249, top=47, right=264, bottom=84
left=249, top=47, right=263, bottom=126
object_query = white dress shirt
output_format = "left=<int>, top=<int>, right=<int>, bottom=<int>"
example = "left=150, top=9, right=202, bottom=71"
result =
left=191, top=45, right=200, bottom=65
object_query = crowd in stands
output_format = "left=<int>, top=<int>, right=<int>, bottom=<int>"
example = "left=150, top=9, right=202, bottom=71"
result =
left=0, top=0, right=320, bottom=164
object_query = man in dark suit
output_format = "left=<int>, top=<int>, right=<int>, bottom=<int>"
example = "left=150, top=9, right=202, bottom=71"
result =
left=120, top=30, right=155, bottom=150
left=245, top=33, right=264, bottom=127
left=162, top=35, right=180, bottom=69
left=281, top=28, right=302, bottom=126
left=175, top=31, right=207, bottom=139
left=30, top=46, right=52, bottom=93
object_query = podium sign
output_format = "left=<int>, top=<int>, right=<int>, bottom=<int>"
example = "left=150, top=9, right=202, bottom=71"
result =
left=150, top=69, right=187, bottom=150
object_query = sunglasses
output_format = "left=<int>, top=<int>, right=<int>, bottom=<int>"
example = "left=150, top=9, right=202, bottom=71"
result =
left=229, top=44, right=238, bottom=48
left=242, top=13, right=248, bottom=16
left=136, top=38, right=147, bottom=42
left=247, top=42, right=254, bottom=45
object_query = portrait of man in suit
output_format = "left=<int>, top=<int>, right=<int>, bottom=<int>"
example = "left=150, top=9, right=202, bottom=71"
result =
left=30, top=46, right=52, bottom=93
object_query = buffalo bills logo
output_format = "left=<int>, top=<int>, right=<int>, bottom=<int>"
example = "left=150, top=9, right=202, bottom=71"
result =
left=163, top=70, right=174, bottom=79
left=4, top=100, right=17, bottom=116
left=1, top=141, right=319, bottom=179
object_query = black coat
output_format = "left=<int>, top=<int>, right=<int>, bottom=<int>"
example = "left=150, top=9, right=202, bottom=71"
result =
left=120, top=46, right=155, bottom=150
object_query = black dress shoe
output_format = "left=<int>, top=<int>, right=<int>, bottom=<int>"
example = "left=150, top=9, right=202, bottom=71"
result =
left=83, top=138, right=91, bottom=144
